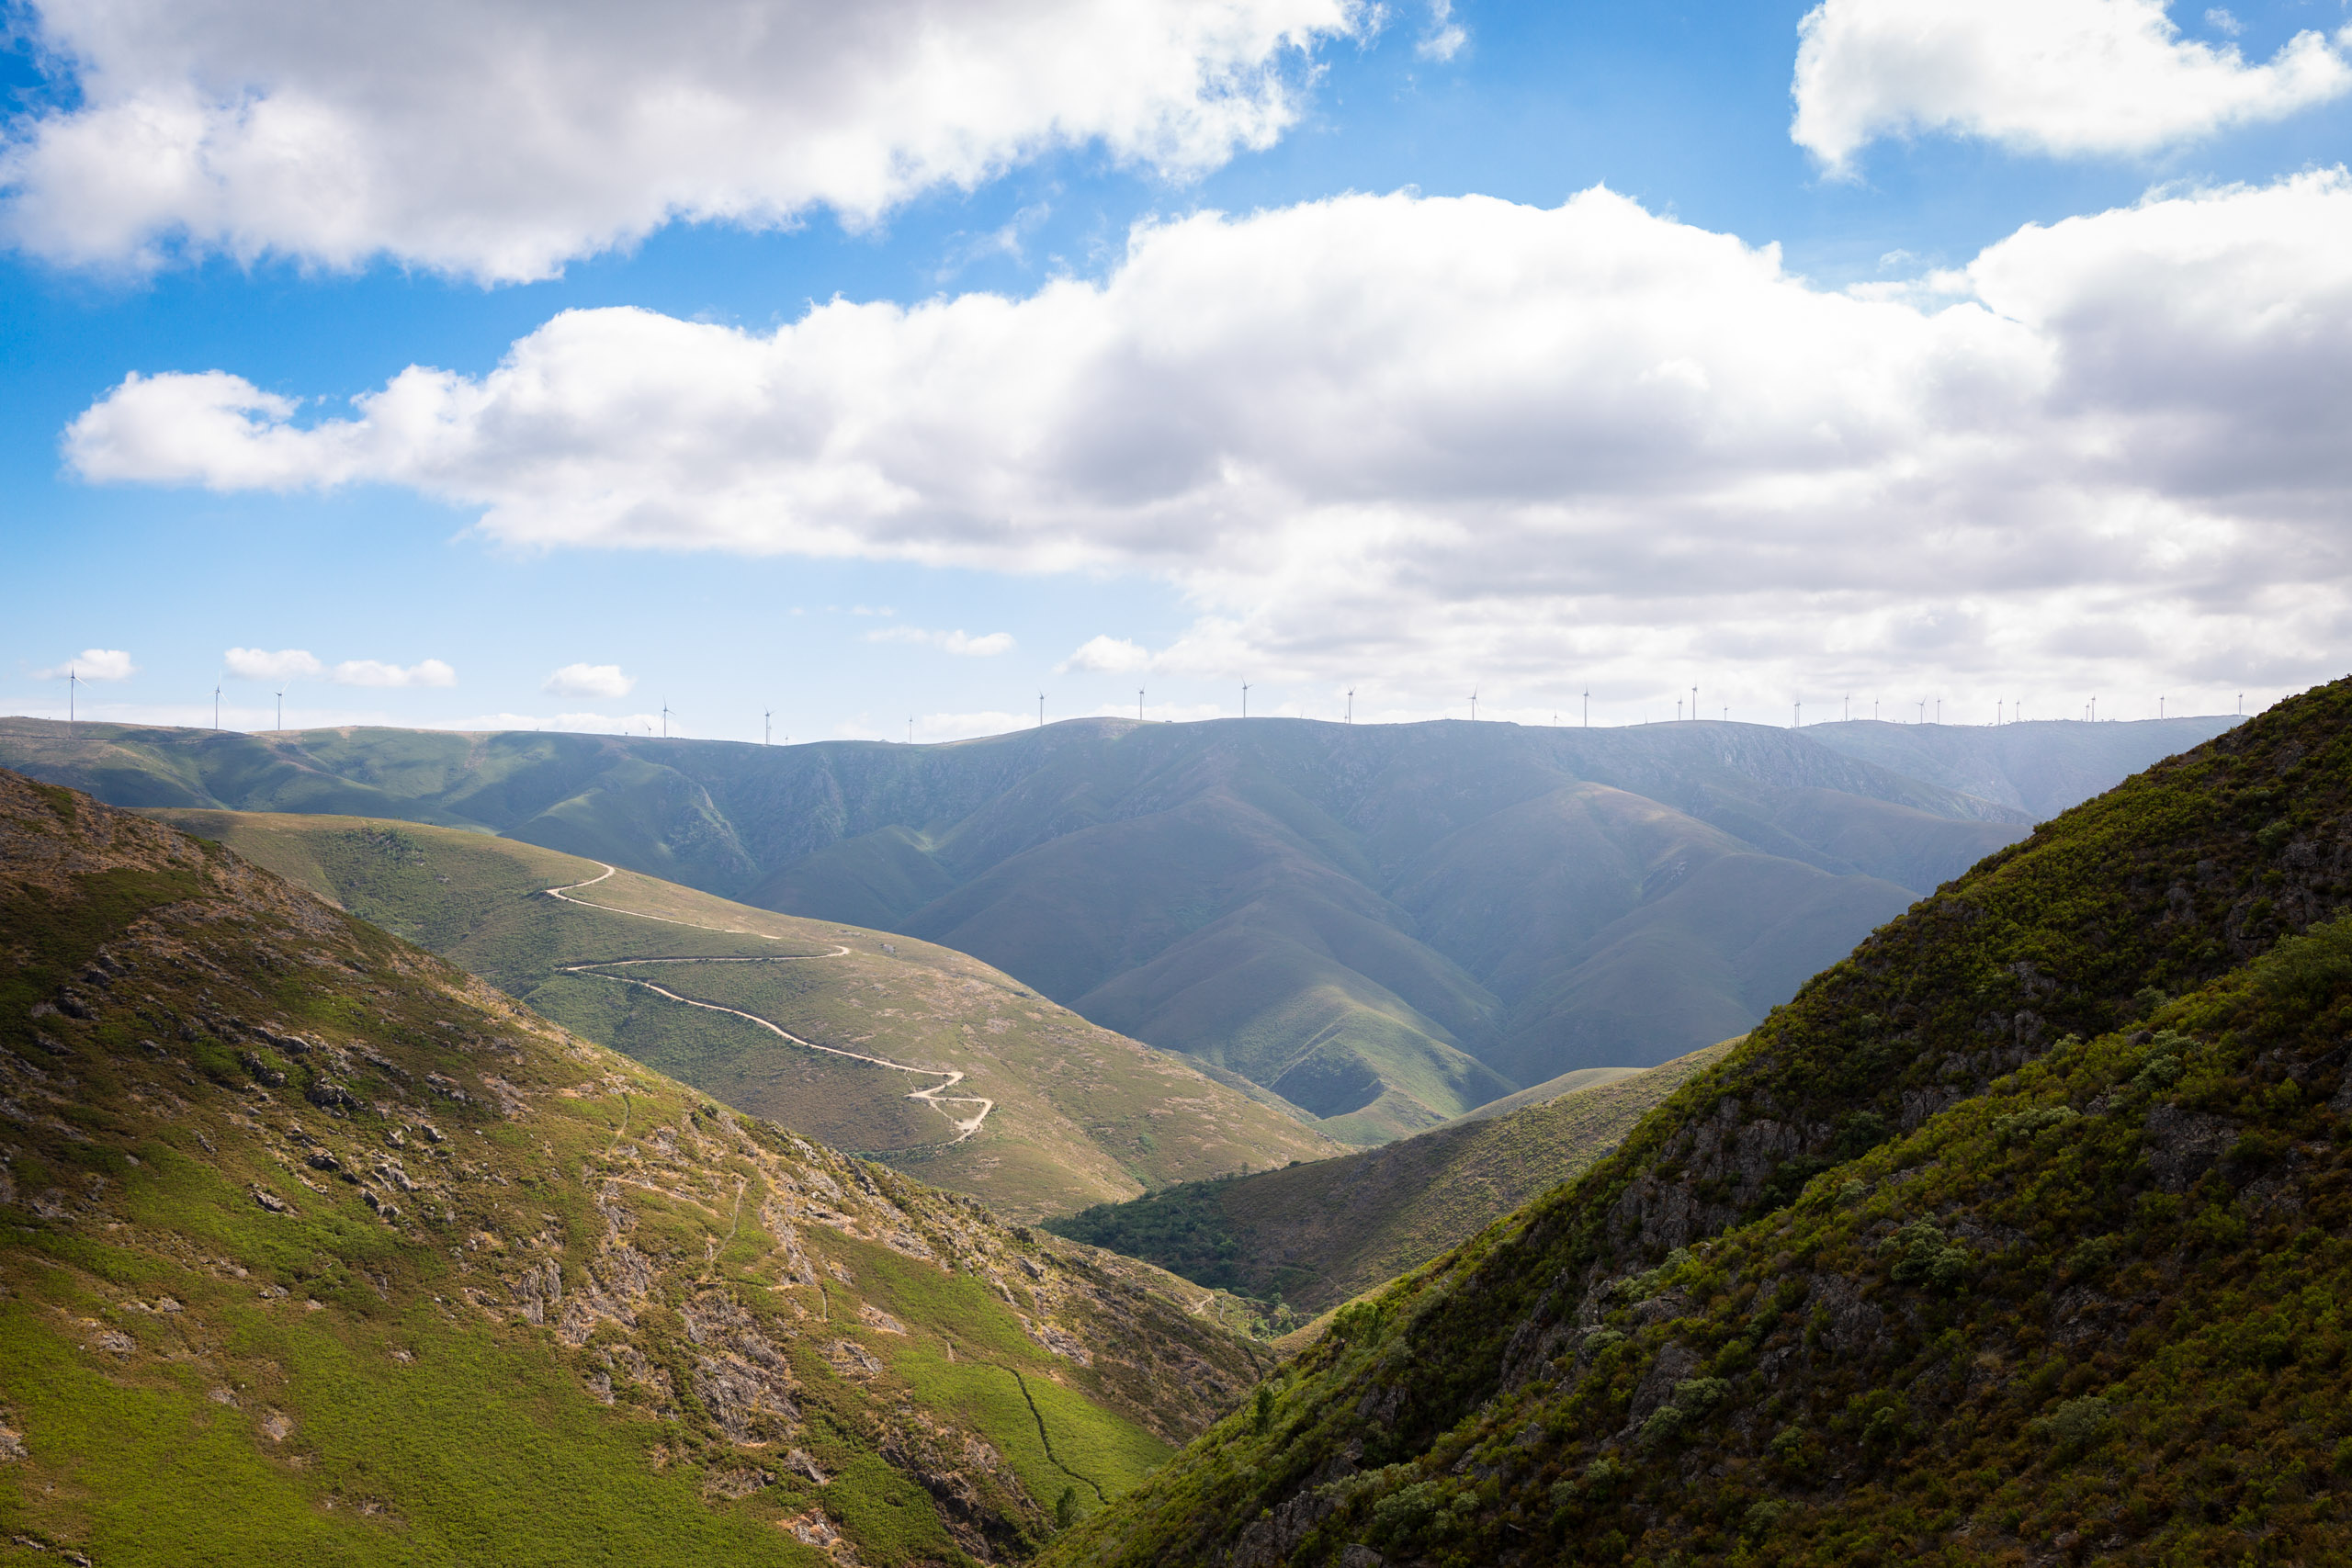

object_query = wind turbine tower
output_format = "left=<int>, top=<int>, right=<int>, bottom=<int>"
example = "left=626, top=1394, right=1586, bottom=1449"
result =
left=1582, top=690, right=1589, bottom=728
left=1346, top=687, right=1353, bottom=724
left=1469, top=686, right=1477, bottom=722
left=662, top=701, right=671, bottom=739
left=275, top=687, right=285, bottom=733
left=1240, top=681, right=1250, bottom=718
left=1138, top=688, right=1145, bottom=722
left=763, top=708, right=772, bottom=746
left=68, top=668, right=77, bottom=729
left=1037, top=693, right=1046, bottom=728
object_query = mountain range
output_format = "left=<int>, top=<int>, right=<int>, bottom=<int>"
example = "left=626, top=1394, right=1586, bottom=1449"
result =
left=0, top=714, right=2235, bottom=1141
left=1039, top=680, right=2352, bottom=1566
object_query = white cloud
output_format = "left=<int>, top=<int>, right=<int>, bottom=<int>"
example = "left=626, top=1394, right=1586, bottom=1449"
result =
left=223, top=646, right=322, bottom=680
left=331, top=658, right=456, bottom=688
left=543, top=662, right=635, bottom=699
left=865, top=626, right=1017, bottom=656
left=1, top=0, right=1363, bottom=282
left=1058, top=635, right=1154, bottom=673
left=34, top=648, right=137, bottom=680
left=1417, top=0, right=1466, bottom=62
left=223, top=647, right=451, bottom=685
left=1792, top=0, right=2352, bottom=171
left=64, top=175, right=2352, bottom=712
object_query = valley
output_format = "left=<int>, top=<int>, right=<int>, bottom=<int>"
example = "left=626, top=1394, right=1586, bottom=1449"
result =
left=1038, top=678, right=2352, bottom=1566
left=1047, top=1039, right=1738, bottom=1316
left=0, top=714, right=2232, bottom=1143
left=0, top=770, right=1283, bottom=1563
left=132, top=809, right=1338, bottom=1223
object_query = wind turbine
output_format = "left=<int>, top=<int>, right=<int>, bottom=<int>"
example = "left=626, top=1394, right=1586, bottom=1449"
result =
left=1582, top=690, right=1589, bottom=728
left=763, top=709, right=772, bottom=746
left=275, top=686, right=285, bottom=733
left=1138, top=687, right=1146, bottom=721
left=1469, top=686, right=1477, bottom=722
left=662, top=700, right=671, bottom=739
left=1691, top=685, right=1698, bottom=723
left=1935, top=698, right=1942, bottom=725
left=67, top=668, right=77, bottom=729
left=213, top=680, right=222, bottom=731
left=1240, top=681, right=1250, bottom=718
left=908, top=716, right=914, bottom=744
left=1037, top=692, right=1046, bottom=728
left=2159, top=695, right=2165, bottom=720
left=1346, top=687, right=1353, bottom=725
left=1793, top=698, right=1802, bottom=728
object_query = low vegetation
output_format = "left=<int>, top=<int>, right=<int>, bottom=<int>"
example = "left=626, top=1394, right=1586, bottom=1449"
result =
left=1041, top=679, right=2352, bottom=1565
left=136, top=809, right=1338, bottom=1221
left=0, top=771, right=1274, bottom=1564
left=1047, top=1043, right=1735, bottom=1315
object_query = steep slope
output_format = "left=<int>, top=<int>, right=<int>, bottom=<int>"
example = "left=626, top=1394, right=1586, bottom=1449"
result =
left=0, top=770, right=1274, bottom=1564
left=1046, top=1043, right=1736, bottom=1315
left=1039, top=680, right=2352, bottom=1566
left=1, top=718, right=2055, bottom=1139
left=137, top=809, right=1339, bottom=1221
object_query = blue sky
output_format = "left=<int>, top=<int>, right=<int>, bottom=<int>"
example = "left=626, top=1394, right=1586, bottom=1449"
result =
left=6, top=0, right=2352, bottom=740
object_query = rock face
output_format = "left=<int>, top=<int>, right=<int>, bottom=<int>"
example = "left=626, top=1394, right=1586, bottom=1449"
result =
left=0, top=768, right=1273, bottom=1566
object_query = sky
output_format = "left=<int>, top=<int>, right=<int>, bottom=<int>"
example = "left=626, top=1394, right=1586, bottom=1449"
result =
left=6, top=0, right=2352, bottom=742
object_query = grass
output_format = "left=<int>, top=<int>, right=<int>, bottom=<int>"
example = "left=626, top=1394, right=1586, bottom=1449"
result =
left=1035, top=678, right=2352, bottom=1568
left=1049, top=1041, right=1736, bottom=1314
left=0, top=768, right=1286, bottom=1566
left=5, top=715, right=2085, bottom=1147
left=132, top=810, right=1340, bottom=1220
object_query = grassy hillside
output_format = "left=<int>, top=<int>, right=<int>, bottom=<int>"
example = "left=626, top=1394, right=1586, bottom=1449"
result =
left=1, top=717, right=2064, bottom=1142
left=1046, top=1042, right=1736, bottom=1315
left=1036, top=680, right=2352, bottom=1566
left=135, top=810, right=1338, bottom=1223
left=0, top=768, right=1291, bottom=1565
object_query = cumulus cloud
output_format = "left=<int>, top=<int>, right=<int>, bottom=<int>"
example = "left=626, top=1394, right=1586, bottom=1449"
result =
left=1058, top=636, right=1154, bottom=673
left=865, top=626, right=1017, bottom=656
left=66, top=176, right=2352, bottom=709
left=1, top=0, right=1363, bottom=281
left=224, top=647, right=453, bottom=685
left=331, top=658, right=455, bottom=688
left=223, top=646, right=321, bottom=680
left=35, top=648, right=137, bottom=680
left=1792, top=0, right=2352, bottom=171
left=543, top=662, right=635, bottom=698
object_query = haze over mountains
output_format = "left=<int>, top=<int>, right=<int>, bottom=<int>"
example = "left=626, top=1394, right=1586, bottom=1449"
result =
left=0, top=714, right=2235, bottom=1142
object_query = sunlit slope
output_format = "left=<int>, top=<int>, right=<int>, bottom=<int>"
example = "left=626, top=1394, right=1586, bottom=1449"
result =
left=0, top=770, right=1287, bottom=1565
left=141, top=810, right=1339, bottom=1220
left=0, top=717, right=2056, bottom=1135
left=1040, top=680, right=2352, bottom=1568
left=1049, top=1041, right=1736, bottom=1314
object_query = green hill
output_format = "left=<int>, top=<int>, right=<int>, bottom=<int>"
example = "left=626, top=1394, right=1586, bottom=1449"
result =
left=1046, top=1041, right=1736, bottom=1315
left=1038, top=680, right=2352, bottom=1567
left=0, top=767, right=1286, bottom=1565
left=134, top=809, right=1339, bottom=1223
left=3, top=716, right=2226, bottom=1141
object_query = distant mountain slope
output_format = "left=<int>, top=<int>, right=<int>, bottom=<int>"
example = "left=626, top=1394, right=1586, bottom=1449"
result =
left=1038, top=682, right=2352, bottom=1567
left=139, top=809, right=1338, bottom=1221
left=1807, top=714, right=2240, bottom=818
left=1046, top=1042, right=1736, bottom=1314
left=0, top=769, right=1273, bottom=1563
left=1, top=718, right=2060, bottom=1142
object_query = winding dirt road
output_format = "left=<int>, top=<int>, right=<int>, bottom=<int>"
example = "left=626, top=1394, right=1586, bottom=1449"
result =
left=540, top=862, right=995, bottom=1143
